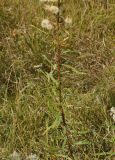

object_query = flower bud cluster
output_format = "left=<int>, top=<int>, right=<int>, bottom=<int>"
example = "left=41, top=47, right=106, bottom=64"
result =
left=40, top=0, right=58, bottom=30
left=40, top=0, right=72, bottom=30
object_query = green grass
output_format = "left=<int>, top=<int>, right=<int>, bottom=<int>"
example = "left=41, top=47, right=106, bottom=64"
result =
left=0, top=0, right=115, bottom=159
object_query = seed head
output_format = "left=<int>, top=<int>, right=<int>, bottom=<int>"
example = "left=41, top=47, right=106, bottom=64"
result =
left=110, top=107, right=115, bottom=122
left=41, top=19, right=53, bottom=30
left=113, top=114, right=115, bottom=122
left=65, top=17, right=72, bottom=25
left=110, top=107, right=115, bottom=115
left=44, top=5, right=59, bottom=14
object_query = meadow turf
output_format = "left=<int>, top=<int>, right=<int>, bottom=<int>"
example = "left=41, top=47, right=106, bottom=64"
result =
left=0, top=0, right=115, bottom=159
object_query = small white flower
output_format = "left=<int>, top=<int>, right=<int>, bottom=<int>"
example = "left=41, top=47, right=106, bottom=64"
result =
left=41, top=19, right=53, bottom=30
left=27, top=153, right=38, bottom=160
left=65, top=17, right=72, bottom=25
left=110, top=107, right=115, bottom=122
left=44, top=5, right=59, bottom=14
left=9, top=151, right=21, bottom=160
left=113, top=114, right=115, bottom=122
left=110, top=107, right=115, bottom=114
left=34, top=64, right=43, bottom=69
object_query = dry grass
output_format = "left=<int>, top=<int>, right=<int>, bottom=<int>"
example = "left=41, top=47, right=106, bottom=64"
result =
left=0, top=0, right=115, bottom=159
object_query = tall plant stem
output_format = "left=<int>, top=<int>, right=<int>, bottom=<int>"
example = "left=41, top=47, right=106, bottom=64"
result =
left=56, top=1, right=74, bottom=159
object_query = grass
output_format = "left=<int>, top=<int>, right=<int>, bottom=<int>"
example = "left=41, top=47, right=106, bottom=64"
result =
left=0, top=0, right=115, bottom=159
